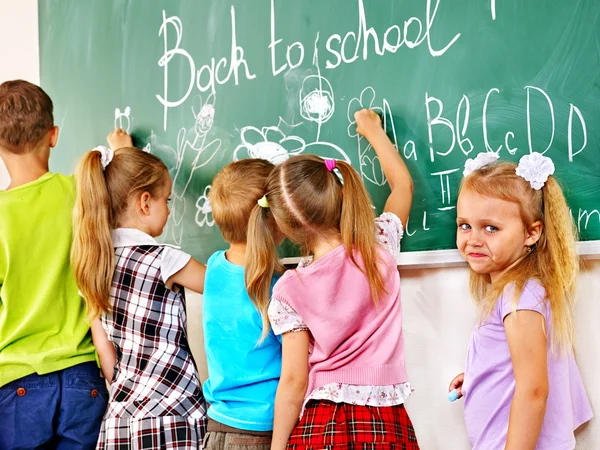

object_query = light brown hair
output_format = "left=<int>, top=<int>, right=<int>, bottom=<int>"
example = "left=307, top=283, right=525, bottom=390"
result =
left=0, top=80, right=54, bottom=153
left=71, top=147, right=170, bottom=318
left=460, top=163, right=578, bottom=351
left=246, top=155, right=385, bottom=341
left=210, top=159, right=275, bottom=243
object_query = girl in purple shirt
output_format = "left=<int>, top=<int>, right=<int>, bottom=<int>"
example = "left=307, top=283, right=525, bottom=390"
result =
left=449, top=152, right=592, bottom=450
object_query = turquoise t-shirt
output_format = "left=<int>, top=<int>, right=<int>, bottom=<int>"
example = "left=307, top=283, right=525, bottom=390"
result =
left=0, top=173, right=96, bottom=386
left=202, top=250, right=281, bottom=431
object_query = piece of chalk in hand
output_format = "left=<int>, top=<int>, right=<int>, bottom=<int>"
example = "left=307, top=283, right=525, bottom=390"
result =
left=448, top=389, right=460, bottom=402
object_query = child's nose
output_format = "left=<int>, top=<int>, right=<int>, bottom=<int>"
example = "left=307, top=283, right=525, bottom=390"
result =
left=467, top=229, right=484, bottom=246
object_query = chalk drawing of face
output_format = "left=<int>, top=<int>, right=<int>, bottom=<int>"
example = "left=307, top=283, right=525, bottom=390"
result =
left=192, top=94, right=216, bottom=136
left=234, top=126, right=306, bottom=165
left=299, top=75, right=335, bottom=124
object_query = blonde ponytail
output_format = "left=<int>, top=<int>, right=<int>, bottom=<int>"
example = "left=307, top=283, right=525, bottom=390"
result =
left=245, top=203, right=282, bottom=343
left=71, top=151, right=114, bottom=318
left=71, top=147, right=170, bottom=319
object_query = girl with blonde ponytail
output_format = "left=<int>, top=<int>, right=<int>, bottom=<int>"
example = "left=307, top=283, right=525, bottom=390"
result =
left=72, top=128, right=208, bottom=448
left=246, top=110, right=420, bottom=449
left=449, top=152, right=592, bottom=449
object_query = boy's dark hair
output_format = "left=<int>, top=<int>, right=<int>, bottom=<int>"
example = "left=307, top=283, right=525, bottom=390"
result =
left=0, top=80, right=54, bottom=153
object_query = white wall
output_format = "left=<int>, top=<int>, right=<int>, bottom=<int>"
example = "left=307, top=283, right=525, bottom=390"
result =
left=3, top=1, right=597, bottom=448
left=0, top=0, right=39, bottom=189
left=188, top=261, right=600, bottom=449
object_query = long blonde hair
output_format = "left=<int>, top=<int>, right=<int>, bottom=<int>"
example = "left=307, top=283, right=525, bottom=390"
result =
left=460, top=163, right=578, bottom=351
left=246, top=155, right=385, bottom=341
left=71, top=147, right=169, bottom=319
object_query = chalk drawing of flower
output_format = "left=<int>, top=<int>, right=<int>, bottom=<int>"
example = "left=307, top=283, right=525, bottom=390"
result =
left=299, top=75, right=335, bottom=125
left=233, top=125, right=306, bottom=165
left=346, top=87, right=383, bottom=138
left=195, top=185, right=214, bottom=227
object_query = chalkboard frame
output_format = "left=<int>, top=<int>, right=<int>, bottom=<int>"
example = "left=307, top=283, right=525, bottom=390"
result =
left=281, top=240, right=600, bottom=269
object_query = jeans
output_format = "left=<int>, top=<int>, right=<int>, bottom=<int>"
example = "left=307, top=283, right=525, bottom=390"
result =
left=0, top=361, right=108, bottom=450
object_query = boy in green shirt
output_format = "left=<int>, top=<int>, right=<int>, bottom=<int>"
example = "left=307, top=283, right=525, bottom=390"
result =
left=0, top=80, right=107, bottom=449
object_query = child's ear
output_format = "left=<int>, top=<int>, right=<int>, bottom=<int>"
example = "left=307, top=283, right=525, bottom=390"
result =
left=139, top=192, right=152, bottom=216
left=48, top=126, right=59, bottom=148
left=525, top=220, right=543, bottom=247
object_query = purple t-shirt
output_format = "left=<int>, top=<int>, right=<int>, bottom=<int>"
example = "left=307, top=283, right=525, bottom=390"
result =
left=462, top=279, right=592, bottom=450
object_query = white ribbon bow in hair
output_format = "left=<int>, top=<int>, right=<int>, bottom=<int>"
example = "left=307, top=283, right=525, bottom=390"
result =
left=515, top=152, right=555, bottom=190
left=93, top=145, right=114, bottom=170
left=463, top=152, right=500, bottom=177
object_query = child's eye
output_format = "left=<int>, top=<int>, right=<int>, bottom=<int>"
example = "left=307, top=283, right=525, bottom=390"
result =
left=484, top=225, right=498, bottom=233
left=458, top=223, right=471, bottom=231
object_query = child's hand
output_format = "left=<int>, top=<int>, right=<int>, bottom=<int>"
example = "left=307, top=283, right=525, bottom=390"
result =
left=354, top=109, right=384, bottom=141
left=107, top=128, right=133, bottom=150
left=449, top=372, right=465, bottom=398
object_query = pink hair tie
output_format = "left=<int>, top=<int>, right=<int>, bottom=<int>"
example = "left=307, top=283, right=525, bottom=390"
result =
left=324, top=158, right=336, bottom=172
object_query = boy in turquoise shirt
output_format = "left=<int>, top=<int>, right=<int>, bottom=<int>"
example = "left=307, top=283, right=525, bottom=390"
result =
left=202, top=159, right=281, bottom=450
left=0, top=80, right=107, bottom=449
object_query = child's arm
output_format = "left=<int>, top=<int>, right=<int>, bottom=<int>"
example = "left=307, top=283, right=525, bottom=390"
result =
left=166, top=258, right=206, bottom=294
left=504, top=311, right=549, bottom=450
left=271, top=330, right=310, bottom=450
left=354, top=109, right=414, bottom=226
left=91, top=318, right=116, bottom=382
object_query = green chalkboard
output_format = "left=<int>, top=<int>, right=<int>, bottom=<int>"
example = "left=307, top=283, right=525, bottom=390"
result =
left=39, top=0, right=600, bottom=262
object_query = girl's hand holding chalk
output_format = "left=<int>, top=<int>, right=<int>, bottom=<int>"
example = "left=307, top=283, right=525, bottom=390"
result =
left=354, top=109, right=384, bottom=141
left=448, top=389, right=461, bottom=402
left=107, top=128, right=133, bottom=151
left=448, top=372, right=464, bottom=402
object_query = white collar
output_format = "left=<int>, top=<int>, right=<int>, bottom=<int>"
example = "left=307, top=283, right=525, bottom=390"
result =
left=111, top=228, right=180, bottom=249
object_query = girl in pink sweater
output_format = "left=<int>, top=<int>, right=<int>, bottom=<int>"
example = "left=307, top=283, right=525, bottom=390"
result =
left=246, top=110, right=419, bottom=449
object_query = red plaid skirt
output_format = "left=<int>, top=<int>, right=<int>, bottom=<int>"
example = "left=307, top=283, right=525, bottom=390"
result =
left=286, top=400, right=420, bottom=449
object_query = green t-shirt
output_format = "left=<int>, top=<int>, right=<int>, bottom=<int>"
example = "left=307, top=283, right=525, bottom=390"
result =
left=0, top=172, right=96, bottom=386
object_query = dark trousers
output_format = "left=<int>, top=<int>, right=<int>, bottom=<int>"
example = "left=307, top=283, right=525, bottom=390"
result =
left=0, top=362, right=108, bottom=450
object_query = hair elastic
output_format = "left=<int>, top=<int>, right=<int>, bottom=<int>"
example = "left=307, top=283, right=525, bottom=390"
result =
left=324, top=158, right=336, bottom=172
left=92, top=145, right=114, bottom=171
left=257, top=195, right=269, bottom=208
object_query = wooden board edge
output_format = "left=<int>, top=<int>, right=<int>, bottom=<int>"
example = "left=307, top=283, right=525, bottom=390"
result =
left=280, top=240, right=600, bottom=270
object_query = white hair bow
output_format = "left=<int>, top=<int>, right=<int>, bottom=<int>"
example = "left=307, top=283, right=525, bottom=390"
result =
left=92, top=145, right=114, bottom=171
left=463, top=152, right=500, bottom=177
left=515, top=152, right=555, bottom=190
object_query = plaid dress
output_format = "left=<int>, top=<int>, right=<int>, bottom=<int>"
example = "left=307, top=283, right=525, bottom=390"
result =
left=97, top=245, right=207, bottom=449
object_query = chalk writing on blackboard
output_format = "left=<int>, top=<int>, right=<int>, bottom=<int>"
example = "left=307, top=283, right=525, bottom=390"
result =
left=114, top=106, right=131, bottom=133
left=158, top=0, right=463, bottom=130
left=145, top=1, right=595, bottom=246
left=425, top=86, right=588, bottom=164
left=195, top=185, right=214, bottom=228
left=166, top=93, right=221, bottom=243
left=233, top=37, right=352, bottom=167
left=347, top=86, right=402, bottom=187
